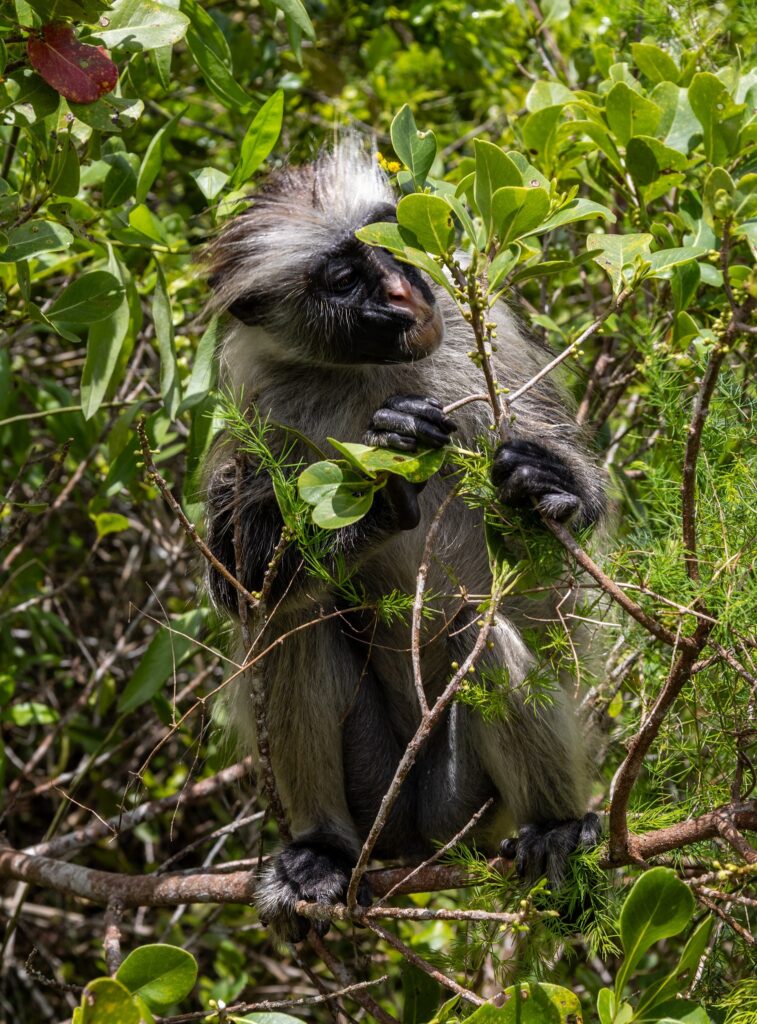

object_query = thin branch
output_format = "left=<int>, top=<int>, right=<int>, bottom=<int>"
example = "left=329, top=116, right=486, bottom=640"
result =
left=508, top=288, right=631, bottom=405
left=365, top=920, right=485, bottom=1006
left=410, top=485, right=460, bottom=714
left=137, top=419, right=258, bottom=610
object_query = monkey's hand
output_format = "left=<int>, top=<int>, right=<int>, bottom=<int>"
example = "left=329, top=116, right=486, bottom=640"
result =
left=500, top=812, right=602, bottom=888
left=255, top=839, right=371, bottom=943
left=363, top=394, right=457, bottom=452
left=492, top=439, right=590, bottom=524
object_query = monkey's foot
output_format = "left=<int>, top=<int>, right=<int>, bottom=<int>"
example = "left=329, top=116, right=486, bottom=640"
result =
left=255, top=839, right=371, bottom=943
left=500, top=812, right=602, bottom=888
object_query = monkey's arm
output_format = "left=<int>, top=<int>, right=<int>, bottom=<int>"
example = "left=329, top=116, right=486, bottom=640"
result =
left=204, top=450, right=423, bottom=614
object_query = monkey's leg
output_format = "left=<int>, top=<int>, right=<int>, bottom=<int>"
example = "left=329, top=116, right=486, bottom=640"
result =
left=251, top=617, right=372, bottom=943
left=463, top=618, right=601, bottom=887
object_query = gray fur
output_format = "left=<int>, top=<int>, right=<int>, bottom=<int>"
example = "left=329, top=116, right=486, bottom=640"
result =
left=202, top=143, right=606, bottom=940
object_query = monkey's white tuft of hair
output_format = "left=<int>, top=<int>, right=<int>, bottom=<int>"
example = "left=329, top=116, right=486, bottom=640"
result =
left=205, top=138, right=392, bottom=317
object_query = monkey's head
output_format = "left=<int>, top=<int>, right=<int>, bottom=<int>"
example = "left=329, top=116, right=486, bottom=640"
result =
left=205, top=141, right=444, bottom=366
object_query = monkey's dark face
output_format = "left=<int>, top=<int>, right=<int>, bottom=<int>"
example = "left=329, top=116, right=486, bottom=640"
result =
left=227, top=205, right=444, bottom=366
left=304, top=237, right=444, bottom=365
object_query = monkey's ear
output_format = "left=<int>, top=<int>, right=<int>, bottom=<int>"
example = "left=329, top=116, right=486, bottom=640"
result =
left=227, top=294, right=265, bottom=325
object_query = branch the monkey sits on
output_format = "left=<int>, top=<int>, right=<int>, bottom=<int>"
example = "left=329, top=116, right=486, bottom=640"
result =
left=202, top=140, right=606, bottom=942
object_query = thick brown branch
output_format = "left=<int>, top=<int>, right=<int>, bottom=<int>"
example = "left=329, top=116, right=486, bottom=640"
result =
left=2, top=802, right=753, bottom=909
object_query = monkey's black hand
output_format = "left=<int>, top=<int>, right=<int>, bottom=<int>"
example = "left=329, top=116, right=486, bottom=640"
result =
left=364, top=394, right=457, bottom=452
left=255, top=839, right=371, bottom=943
left=500, top=812, right=602, bottom=888
left=492, top=439, right=585, bottom=523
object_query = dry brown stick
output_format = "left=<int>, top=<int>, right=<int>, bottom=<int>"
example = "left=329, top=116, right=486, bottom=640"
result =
left=103, top=899, right=124, bottom=975
left=713, top=811, right=757, bottom=865
left=232, top=456, right=290, bottom=841
left=608, top=619, right=713, bottom=862
left=137, top=419, right=258, bottom=609
left=296, top=903, right=523, bottom=926
left=366, top=919, right=485, bottom=1006
left=308, top=934, right=399, bottom=1024
left=543, top=517, right=684, bottom=649
left=24, top=759, right=254, bottom=859
left=410, top=485, right=460, bottom=715
left=161, top=975, right=390, bottom=1024
left=693, top=890, right=756, bottom=946
left=377, top=797, right=494, bottom=905
left=346, top=578, right=506, bottom=908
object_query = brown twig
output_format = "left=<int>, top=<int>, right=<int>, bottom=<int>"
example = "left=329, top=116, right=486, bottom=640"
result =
left=233, top=453, right=290, bottom=841
left=137, top=419, right=258, bottom=609
left=103, top=900, right=124, bottom=975
left=346, top=577, right=507, bottom=908
left=366, top=919, right=485, bottom=1006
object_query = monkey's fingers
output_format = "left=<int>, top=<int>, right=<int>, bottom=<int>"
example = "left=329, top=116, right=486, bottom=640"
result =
left=383, top=394, right=457, bottom=433
left=368, top=409, right=453, bottom=449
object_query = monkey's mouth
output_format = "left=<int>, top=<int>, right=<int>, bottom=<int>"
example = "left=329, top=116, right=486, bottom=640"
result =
left=402, top=305, right=444, bottom=360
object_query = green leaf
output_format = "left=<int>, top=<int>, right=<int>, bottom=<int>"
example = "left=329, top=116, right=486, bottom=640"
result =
left=4, top=702, right=59, bottom=726
left=626, top=135, right=688, bottom=186
left=596, top=987, right=615, bottom=1024
left=396, top=193, right=455, bottom=255
left=355, top=222, right=454, bottom=293
left=102, top=153, right=138, bottom=208
left=636, top=916, right=714, bottom=1016
left=630, top=42, right=679, bottom=83
left=298, top=461, right=353, bottom=504
left=605, top=82, right=662, bottom=144
left=81, top=248, right=131, bottom=419
left=311, top=485, right=374, bottom=529
left=465, top=982, right=582, bottom=1022
left=357, top=446, right=447, bottom=482
left=403, top=962, right=441, bottom=1024
left=0, top=220, right=73, bottom=263
left=529, top=197, right=616, bottom=234
left=521, top=105, right=563, bottom=171
left=232, top=91, right=285, bottom=187
left=180, top=316, right=219, bottom=410
left=587, top=232, right=654, bottom=294
left=92, top=512, right=132, bottom=538
left=80, top=978, right=141, bottom=1024
left=645, top=246, right=706, bottom=279
left=652, top=1002, right=712, bottom=1023
left=390, top=105, right=437, bottom=188
left=488, top=245, right=520, bottom=290
left=129, top=203, right=169, bottom=245
left=94, top=0, right=190, bottom=51
left=688, top=72, right=745, bottom=163
left=116, top=944, right=198, bottom=1011
left=118, top=610, right=205, bottom=713
left=136, top=108, right=183, bottom=203
left=48, top=133, right=80, bottom=197
left=69, top=94, right=144, bottom=134
left=152, top=261, right=181, bottom=419
left=271, top=0, right=315, bottom=40
left=615, top=867, right=695, bottom=998
left=48, top=271, right=124, bottom=325
left=190, top=166, right=229, bottom=201
left=183, top=0, right=250, bottom=110
left=491, top=185, right=550, bottom=244
left=525, top=79, right=574, bottom=111
left=474, top=139, right=523, bottom=240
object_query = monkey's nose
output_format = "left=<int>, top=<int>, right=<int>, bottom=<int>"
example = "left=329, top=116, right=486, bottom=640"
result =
left=385, top=274, right=416, bottom=311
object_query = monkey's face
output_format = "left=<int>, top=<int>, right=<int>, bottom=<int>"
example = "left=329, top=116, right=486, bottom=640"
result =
left=304, top=236, right=445, bottom=365
left=227, top=206, right=444, bottom=366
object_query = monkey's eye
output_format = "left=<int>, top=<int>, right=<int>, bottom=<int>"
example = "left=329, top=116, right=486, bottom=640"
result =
left=325, top=264, right=360, bottom=295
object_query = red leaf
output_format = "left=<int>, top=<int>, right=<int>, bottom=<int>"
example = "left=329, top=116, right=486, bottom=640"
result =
left=27, top=23, right=118, bottom=105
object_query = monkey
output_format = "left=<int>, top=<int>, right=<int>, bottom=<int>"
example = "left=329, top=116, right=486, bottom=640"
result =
left=202, top=139, right=606, bottom=943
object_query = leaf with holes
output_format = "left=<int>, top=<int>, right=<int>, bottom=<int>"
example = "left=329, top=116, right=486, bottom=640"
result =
left=27, top=23, right=118, bottom=104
